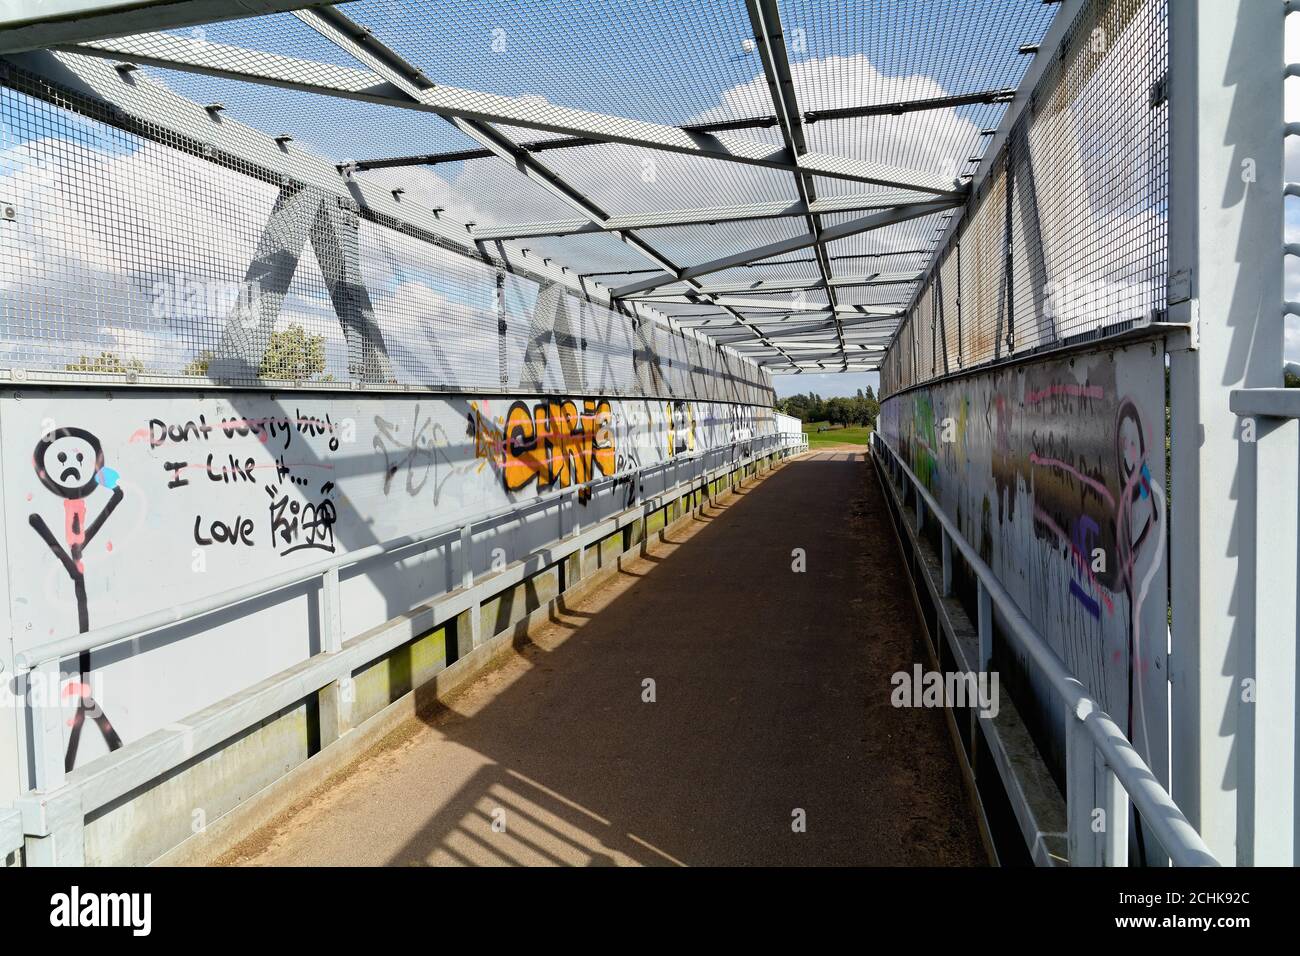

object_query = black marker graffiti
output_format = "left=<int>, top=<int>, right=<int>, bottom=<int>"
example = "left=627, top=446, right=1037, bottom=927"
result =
left=28, top=427, right=124, bottom=771
left=374, top=408, right=434, bottom=496
left=267, top=480, right=338, bottom=557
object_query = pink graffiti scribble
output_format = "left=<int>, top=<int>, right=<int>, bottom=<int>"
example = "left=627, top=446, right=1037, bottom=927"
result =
left=1028, top=452, right=1115, bottom=507
left=63, top=499, right=86, bottom=548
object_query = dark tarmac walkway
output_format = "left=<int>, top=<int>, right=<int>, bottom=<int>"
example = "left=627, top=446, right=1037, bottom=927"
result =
left=220, top=449, right=986, bottom=867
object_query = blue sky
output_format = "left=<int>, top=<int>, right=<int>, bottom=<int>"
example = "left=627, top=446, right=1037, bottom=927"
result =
left=773, top=369, right=879, bottom=398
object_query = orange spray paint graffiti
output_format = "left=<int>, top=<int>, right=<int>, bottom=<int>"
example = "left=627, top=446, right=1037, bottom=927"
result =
left=473, top=398, right=616, bottom=492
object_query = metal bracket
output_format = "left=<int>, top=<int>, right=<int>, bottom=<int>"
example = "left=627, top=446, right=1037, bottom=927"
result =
left=1149, top=74, right=1169, bottom=108
left=1168, top=268, right=1192, bottom=305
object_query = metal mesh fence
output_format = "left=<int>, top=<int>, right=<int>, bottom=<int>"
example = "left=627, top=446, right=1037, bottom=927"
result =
left=880, top=0, right=1169, bottom=396
left=0, top=59, right=774, bottom=405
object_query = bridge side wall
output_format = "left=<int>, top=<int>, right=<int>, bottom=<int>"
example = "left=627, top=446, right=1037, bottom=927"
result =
left=877, top=339, right=1170, bottom=789
left=0, top=387, right=772, bottom=821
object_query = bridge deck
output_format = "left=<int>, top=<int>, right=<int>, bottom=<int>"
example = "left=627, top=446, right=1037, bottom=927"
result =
left=218, top=449, right=985, bottom=867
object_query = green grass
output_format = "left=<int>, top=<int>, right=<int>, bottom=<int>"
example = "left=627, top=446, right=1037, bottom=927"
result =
left=802, top=421, right=872, bottom=446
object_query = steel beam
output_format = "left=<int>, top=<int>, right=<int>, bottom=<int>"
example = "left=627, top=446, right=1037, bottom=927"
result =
left=469, top=192, right=933, bottom=241
left=4, top=47, right=770, bottom=385
left=804, top=87, right=1017, bottom=122
left=347, top=115, right=781, bottom=169
left=0, top=0, right=321, bottom=54
left=67, top=25, right=965, bottom=194
left=746, top=0, right=848, bottom=367
left=610, top=200, right=954, bottom=298
left=625, top=272, right=920, bottom=297
left=629, top=295, right=899, bottom=315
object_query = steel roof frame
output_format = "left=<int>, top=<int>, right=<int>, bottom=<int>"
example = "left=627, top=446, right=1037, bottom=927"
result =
left=64, top=23, right=966, bottom=195
left=745, top=0, right=850, bottom=368
left=0, top=0, right=1067, bottom=374
left=291, top=7, right=802, bottom=364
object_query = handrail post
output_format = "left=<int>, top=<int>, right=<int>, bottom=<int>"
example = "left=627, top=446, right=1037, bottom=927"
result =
left=459, top=523, right=474, bottom=591
left=1067, top=710, right=1100, bottom=867
left=941, top=529, right=952, bottom=597
left=29, top=657, right=66, bottom=792
left=1102, top=763, right=1130, bottom=866
left=22, top=657, right=89, bottom=865
left=454, top=521, right=482, bottom=655
left=977, top=580, right=992, bottom=672
left=317, top=566, right=351, bottom=746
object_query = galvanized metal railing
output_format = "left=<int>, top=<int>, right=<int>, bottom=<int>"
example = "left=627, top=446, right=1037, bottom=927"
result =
left=871, top=431, right=1217, bottom=867
left=10, top=432, right=806, bottom=864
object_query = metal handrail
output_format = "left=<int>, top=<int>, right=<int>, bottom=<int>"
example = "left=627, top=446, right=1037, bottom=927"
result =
left=871, top=432, right=1217, bottom=867
left=15, top=435, right=793, bottom=672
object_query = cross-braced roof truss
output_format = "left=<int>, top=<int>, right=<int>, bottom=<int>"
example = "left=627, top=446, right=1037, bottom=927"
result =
left=0, top=0, right=1061, bottom=373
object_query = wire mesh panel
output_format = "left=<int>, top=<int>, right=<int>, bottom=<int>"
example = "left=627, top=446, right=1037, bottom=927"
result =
left=880, top=0, right=1169, bottom=396
left=0, top=59, right=774, bottom=405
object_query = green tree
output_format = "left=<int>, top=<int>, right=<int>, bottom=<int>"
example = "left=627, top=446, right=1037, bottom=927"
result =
left=182, top=350, right=215, bottom=377
left=259, top=324, right=327, bottom=381
left=65, top=352, right=145, bottom=375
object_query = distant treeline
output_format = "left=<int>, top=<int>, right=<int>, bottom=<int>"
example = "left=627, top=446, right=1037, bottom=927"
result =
left=776, top=388, right=879, bottom=427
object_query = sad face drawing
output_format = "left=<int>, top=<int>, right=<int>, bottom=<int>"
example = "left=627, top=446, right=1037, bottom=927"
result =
left=29, top=426, right=125, bottom=770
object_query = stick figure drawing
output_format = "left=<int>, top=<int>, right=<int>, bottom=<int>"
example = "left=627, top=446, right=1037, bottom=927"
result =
left=29, top=426, right=125, bottom=771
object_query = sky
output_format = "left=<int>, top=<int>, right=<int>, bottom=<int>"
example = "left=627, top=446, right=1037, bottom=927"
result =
left=773, top=370, right=879, bottom=398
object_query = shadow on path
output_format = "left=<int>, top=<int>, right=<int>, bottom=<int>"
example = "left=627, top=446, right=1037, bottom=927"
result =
left=222, top=451, right=986, bottom=867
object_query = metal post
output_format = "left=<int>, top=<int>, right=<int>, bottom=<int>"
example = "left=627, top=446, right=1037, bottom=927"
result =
left=1166, top=0, right=1285, bottom=864
left=29, top=658, right=65, bottom=791
left=1246, top=414, right=1298, bottom=864
left=1102, top=764, right=1131, bottom=867
left=977, top=580, right=992, bottom=672
left=1066, top=711, right=1099, bottom=867
left=317, top=566, right=351, bottom=746
left=941, top=529, right=952, bottom=596
left=459, top=523, right=474, bottom=590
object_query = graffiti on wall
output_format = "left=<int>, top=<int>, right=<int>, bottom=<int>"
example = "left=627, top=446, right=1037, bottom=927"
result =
left=144, top=410, right=341, bottom=558
left=471, top=397, right=616, bottom=492
left=666, top=401, right=696, bottom=457
left=29, top=426, right=126, bottom=770
left=880, top=347, right=1169, bottom=795
left=11, top=391, right=773, bottom=771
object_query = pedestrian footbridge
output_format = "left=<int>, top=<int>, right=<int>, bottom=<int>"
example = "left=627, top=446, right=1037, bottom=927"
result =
left=0, top=0, right=1294, bottom=868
